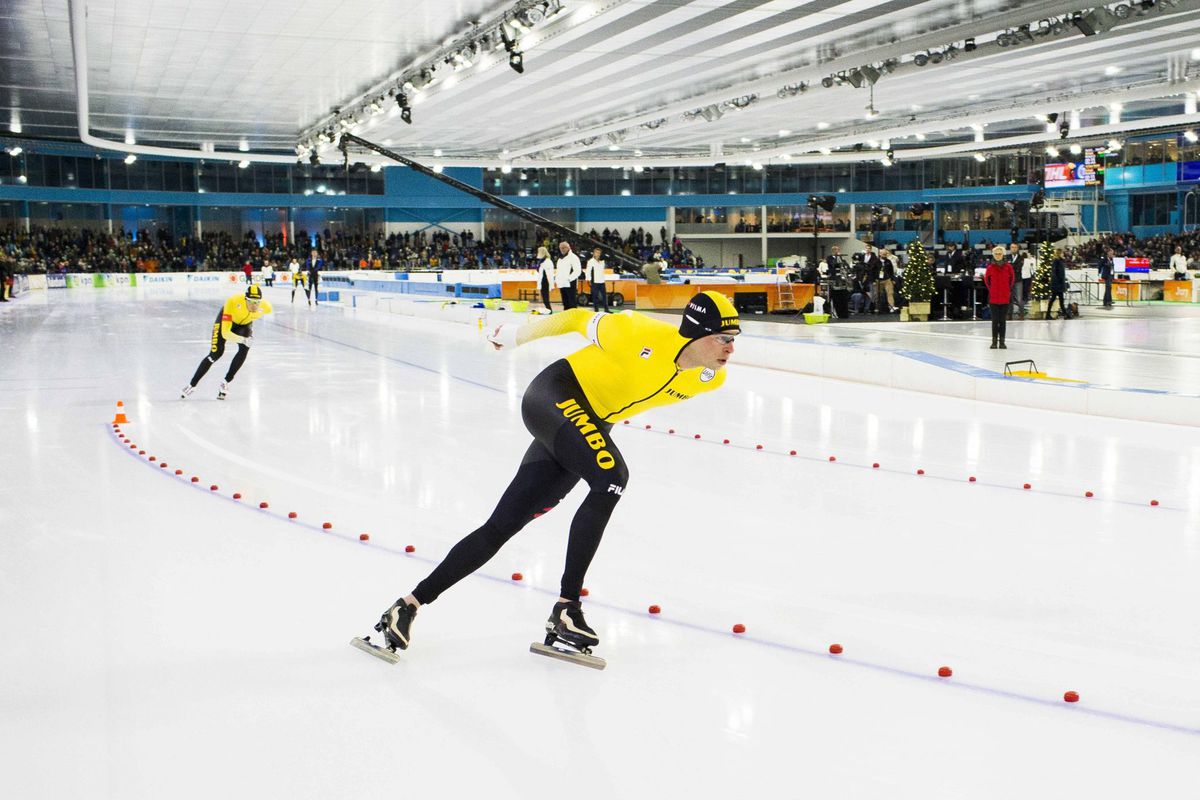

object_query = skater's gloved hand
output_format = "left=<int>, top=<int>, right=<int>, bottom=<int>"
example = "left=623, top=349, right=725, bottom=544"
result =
left=486, top=323, right=518, bottom=350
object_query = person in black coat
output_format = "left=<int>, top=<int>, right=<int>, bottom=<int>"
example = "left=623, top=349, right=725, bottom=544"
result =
left=1099, top=248, right=1115, bottom=308
left=1047, top=252, right=1068, bottom=320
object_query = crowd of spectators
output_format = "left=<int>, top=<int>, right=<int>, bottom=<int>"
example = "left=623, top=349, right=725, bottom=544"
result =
left=0, top=223, right=708, bottom=274
left=1066, top=230, right=1200, bottom=270
left=5, top=223, right=1196, bottom=276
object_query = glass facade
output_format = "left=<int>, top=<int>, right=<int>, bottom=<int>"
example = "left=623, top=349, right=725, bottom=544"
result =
left=485, top=153, right=1044, bottom=197
left=1131, top=193, right=1177, bottom=226
left=0, top=152, right=385, bottom=195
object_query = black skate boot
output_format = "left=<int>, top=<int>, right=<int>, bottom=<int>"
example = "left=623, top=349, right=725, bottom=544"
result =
left=545, top=600, right=599, bottom=652
left=530, top=600, right=606, bottom=669
left=375, top=598, right=417, bottom=651
left=350, top=598, right=417, bottom=664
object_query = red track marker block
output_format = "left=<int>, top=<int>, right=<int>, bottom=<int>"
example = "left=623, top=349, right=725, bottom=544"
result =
left=1084, top=491, right=1093, bottom=498
left=756, top=444, right=763, bottom=450
left=968, top=476, right=977, bottom=482
left=732, top=624, right=746, bottom=634
left=644, top=424, right=651, bottom=430
left=917, top=469, right=925, bottom=475
left=175, top=469, right=183, bottom=475
left=511, top=572, right=523, bottom=581
left=938, top=666, right=953, bottom=678
left=789, top=450, right=797, bottom=456
left=723, top=439, right=730, bottom=444
left=829, top=643, right=843, bottom=655
left=623, top=420, right=629, bottom=425
left=138, top=450, right=145, bottom=455
left=405, top=545, right=415, bottom=553
left=1023, top=483, right=1032, bottom=490
left=1150, top=499, right=1159, bottom=507
left=288, top=512, right=297, bottom=519
left=232, top=492, right=241, bottom=500
left=190, top=476, right=199, bottom=483
left=129, top=445, right=136, bottom=450
left=580, top=588, right=589, bottom=597
left=259, top=501, right=269, bottom=509
left=148, top=456, right=156, bottom=462
left=209, top=485, right=219, bottom=492
left=872, top=463, right=880, bottom=469
left=1063, top=691, right=1080, bottom=703
left=648, top=604, right=661, bottom=614
left=668, top=428, right=675, bottom=434
left=322, top=522, right=332, bottom=530
left=159, top=463, right=168, bottom=468
left=828, top=456, right=837, bottom=462
left=359, top=533, right=370, bottom=541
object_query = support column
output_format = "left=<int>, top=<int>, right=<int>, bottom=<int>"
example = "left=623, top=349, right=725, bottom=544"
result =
left=761, top=204, right=768, bottom=267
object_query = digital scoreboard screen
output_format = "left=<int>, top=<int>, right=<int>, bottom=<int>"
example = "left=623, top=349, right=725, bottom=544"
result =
left=1044, top=147, right=1105, bottom=188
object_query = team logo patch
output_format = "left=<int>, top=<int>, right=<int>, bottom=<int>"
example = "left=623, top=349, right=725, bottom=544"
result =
left=639, top=347, right=653, bottom=359
left=700, top=368, right=716, bottom=382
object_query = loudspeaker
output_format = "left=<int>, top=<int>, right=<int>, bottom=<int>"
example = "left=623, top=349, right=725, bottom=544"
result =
left=734, top=291, right=768, bottom=315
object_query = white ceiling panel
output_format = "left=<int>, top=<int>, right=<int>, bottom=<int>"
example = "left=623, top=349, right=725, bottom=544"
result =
left=0, top=0, right=1197, bottom=164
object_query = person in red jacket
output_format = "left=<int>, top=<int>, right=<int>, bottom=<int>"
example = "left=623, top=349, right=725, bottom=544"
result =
left=242, top=261, right=253, bottom=284
left=984, top=245, right=1014, bottom=349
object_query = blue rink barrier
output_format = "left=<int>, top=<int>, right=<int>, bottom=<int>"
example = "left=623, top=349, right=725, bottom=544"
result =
left=316, top=290, right=340, bottom=302
left=341, top=278, right=501, bottom=298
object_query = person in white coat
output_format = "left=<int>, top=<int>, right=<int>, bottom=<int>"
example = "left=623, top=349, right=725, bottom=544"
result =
left=262, top=261, right=275, bottom=287
left=555, top=240, right=582, bottom=310
left=1170, top=245, right=1188, bottom=279
left=585, top=247, right=608, bottom=311
left=535, top=246, right=554, bottom=312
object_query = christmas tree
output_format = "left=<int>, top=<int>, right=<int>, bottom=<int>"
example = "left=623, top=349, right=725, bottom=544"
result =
left=900, top=238, right=934, bottom=302
left=1031, top=240, right=1053, bottom=300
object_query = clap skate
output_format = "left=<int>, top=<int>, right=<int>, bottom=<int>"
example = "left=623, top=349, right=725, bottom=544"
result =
left=529, top=600, right=606, bottom=670
left=350, top=598, right=416, bottom=665
left=216, top=380, right=228, bottom=400
left=180, top=384, right=194, bottom=399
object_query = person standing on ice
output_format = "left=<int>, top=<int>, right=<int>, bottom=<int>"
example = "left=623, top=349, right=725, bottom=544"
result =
left=535, top=246, right=554, bottom=312
left=367, top=291, right=741, bottom=658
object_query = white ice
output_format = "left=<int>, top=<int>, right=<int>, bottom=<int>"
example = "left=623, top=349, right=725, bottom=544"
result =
left=3, top=286, right=1200, bottom=799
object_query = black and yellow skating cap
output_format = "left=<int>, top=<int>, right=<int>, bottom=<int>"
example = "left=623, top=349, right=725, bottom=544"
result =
left=679, top=290, right=740, bottom=339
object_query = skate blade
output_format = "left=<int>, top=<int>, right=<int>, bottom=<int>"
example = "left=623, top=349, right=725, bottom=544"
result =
left=350, top=636, right=401, bottom=665
left=529, top=642, right=606, bottom=671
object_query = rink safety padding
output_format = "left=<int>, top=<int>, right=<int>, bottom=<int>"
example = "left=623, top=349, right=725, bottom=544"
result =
left=104, top=405, right=1199, bottom=739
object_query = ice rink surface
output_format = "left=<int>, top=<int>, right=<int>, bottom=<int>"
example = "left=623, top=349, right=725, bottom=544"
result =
left=3, top=286, right=1200, bottom=799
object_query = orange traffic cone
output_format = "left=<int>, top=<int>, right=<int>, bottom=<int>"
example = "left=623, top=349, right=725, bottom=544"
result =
left=113, top=401, right=128, bottom=424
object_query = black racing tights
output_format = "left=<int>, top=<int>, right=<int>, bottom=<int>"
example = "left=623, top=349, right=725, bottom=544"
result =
left=189, top=313, right=251, bottom=386
left=412, top=360, right=628, bottom=605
